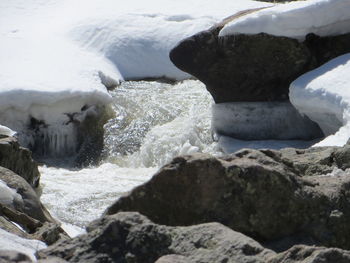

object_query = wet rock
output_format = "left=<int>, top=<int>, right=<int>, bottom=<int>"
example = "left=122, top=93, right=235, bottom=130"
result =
left=0, top=137, right=40, bottom=188
left=105, top=148, right=350, bottom=249
left=37, top=212, right=275, bottom=263
left=169, top=13, right=350, bottom=104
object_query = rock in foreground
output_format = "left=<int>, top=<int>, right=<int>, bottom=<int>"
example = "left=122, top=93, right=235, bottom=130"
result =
left=38, top=212, right=275, bottom=263
left=105, top=146, right=350, bottom=250
left=38, top=212, right=350, bottom=263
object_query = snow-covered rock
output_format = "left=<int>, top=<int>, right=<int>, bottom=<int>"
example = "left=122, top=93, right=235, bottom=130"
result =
left=220, top=0, right=350, bottom=40
left=290, top=54, right=350, bottom=147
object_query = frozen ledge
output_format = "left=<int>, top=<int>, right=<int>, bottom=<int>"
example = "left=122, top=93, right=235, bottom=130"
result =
left=212, top=101, right=323, bottom=141
left=290, top=53, right=350, bottom=147
left=0, top=93, right=113, bottom=167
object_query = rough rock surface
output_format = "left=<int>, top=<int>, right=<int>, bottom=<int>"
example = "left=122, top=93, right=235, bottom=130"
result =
left=0, top=137, right=40, bottom=187
left=169, top=16, right=350, bottom=103
left=105, top=146, right=350, bottom=249
left=38, top=212, right=275, bottom=263
left=267, top=245, right=350, bottom=263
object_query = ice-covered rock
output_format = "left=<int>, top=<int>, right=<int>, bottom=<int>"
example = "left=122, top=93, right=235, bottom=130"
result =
left=212, top=102, right=323, bottom=140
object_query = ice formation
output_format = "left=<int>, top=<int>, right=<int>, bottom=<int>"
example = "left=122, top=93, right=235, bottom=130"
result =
left=212, top=102, right=323, bottom=141
left=219, top=0, right=350, bottom=40
left=290, top=54, right=350, bottom=147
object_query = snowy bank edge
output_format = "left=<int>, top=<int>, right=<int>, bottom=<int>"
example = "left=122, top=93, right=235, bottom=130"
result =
left=219, top=0, right=350, bottom=40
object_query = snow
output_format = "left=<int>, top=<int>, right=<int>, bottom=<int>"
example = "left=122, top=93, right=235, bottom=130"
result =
left=219, top=0, right=350, bottom=40
left=0, top=179, right=23, bottom=207
left=0, top=125, right=16, bottom=137
left=0, top=228, right=46, bottom=261
left=290, top=53, right=350, bottom=147
left=0, top=0, right=269, bottom=155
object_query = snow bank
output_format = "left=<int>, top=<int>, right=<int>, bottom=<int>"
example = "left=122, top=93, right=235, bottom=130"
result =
left=219, top=0, right=350, bottom=40
left=290, top=54, right=350, bottom=147
left=67, top=0, right=270, bottom=80
left=0, top=228, right=46, bottom=261
left=0, top=0, right=269, bottom=157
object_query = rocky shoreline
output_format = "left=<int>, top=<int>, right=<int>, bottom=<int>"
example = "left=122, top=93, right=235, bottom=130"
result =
left=1, top=2, right=350, bottom=263
left=36, top=141, right=350, bottom=262
left=2, top=133, right=350, bottom=262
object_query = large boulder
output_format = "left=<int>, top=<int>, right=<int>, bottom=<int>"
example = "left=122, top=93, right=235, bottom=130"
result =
left=0, top=137, right=40, bottom=188
left=37, top=212, right=275, bottom=263
left=105, top=146, right=350, bottom=249
left=169, top=14, right=350, bottom=103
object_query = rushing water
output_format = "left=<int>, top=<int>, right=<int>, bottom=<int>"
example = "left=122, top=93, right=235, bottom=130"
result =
left=39, top=80, right=218, bottom=235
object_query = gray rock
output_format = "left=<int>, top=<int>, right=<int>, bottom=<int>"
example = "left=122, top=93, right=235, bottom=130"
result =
left=38, top=212, right=275, bottom=263
left=169, top=13, right=350, bottom=104
left=0, top=137, right=40, bottom=187
left=104, top=148, right=350, bottom=249
left=268, top=245, right=350, bottom=263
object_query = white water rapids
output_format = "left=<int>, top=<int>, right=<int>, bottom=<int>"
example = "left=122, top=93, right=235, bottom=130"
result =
left=39, top=80, right=218, bottom=235
left=38, top=79, right=319, bottom=236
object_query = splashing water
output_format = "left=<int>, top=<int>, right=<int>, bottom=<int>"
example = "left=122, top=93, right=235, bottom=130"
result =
left=40, top=80, right=218, bottom=233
